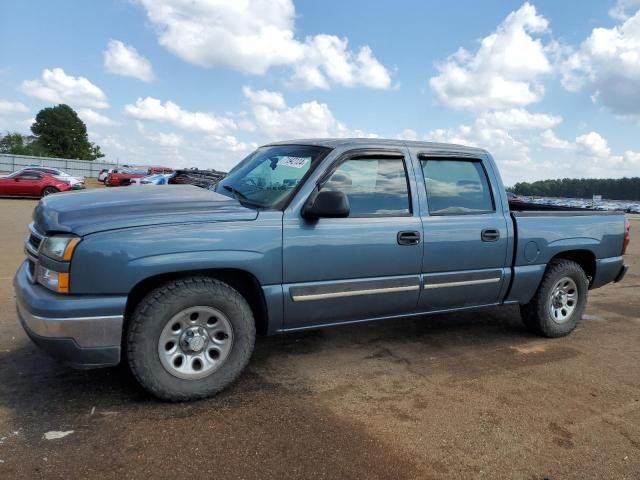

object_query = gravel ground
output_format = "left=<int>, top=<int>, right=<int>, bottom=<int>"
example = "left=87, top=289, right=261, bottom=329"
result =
left=0, top=195, right=638, bottom=479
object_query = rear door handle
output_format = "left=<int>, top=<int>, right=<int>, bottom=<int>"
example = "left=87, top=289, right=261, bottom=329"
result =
left=397, top=230, right=421, bottom=246
left=481, top=228, right=500, bottom=242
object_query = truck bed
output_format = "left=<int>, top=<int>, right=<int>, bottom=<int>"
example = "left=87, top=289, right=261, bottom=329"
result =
left=510, top=201, right=621, bottom=214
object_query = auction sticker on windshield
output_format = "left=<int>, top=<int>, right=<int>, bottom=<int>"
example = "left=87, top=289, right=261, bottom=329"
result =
left=279, top=156, right=309, bottom=168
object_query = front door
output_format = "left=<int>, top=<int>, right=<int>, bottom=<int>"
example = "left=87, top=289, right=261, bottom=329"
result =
left=282, top=149, right=423, bottom=330
left=14, top=172, right=44, bottom=196
left=415, top=155, right=509, bottom=311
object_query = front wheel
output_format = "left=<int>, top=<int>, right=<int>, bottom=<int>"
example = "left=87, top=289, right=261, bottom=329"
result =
left=126, top=277, right=256, bottom=401
left=520, top=259, right=589, bottom=338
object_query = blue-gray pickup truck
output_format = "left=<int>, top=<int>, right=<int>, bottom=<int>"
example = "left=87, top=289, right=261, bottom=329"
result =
left=15, top=139, right=630, bottom=401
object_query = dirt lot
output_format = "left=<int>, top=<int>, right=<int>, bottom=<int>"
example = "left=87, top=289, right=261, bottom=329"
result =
left=0, top=196, right=638, bottom=479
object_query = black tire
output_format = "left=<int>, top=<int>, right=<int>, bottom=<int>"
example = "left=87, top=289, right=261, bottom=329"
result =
left=520, top=259, right=589, bottom=338
left=42, top=186, right=59, bottom=197
left=126, top=277, right=256, bottom=401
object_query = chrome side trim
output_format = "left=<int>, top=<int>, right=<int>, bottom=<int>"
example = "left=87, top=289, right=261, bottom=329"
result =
left=424, top=277, right=501, bottom=289
left=292, top=284, right=419, bottom=302
left=16, top=300, right=123, bottom=348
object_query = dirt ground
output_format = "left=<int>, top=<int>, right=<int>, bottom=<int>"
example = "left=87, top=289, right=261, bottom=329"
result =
left=0, top=195, right=638, bottom=479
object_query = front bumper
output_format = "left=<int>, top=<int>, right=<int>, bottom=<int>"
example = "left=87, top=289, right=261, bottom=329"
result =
left=14, top=261, right=127, bottom=368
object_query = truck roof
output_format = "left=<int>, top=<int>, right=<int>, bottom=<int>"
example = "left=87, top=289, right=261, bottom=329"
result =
left=264, top=138, right=488, bottom=155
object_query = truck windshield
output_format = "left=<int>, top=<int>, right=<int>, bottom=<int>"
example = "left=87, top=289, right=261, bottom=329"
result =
left=214, top=145, right=330, bottom=209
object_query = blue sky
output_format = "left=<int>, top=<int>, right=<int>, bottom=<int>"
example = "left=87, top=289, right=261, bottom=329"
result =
left=1, top=0, right=639, bottom=185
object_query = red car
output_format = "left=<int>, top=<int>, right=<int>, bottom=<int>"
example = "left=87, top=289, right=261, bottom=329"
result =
left=0, top=170, right=71, bottom=198
left=105, top=169, right=147, bottom=186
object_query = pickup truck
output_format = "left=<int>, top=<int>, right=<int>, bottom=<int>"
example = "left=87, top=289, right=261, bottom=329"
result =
left=14, top=139, right=630, bottom=401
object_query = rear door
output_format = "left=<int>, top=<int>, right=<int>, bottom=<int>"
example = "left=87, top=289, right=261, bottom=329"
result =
left=411, top=152, right=509, bottom=311
left=282, top=148, right=424, bottom=330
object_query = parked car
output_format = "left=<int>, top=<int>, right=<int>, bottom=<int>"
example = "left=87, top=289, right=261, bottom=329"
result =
left=168, top=169, right=226, bottom=188
left=130, top=174, right=172, bottom=186
left=98, top=169, right=110, bottom=183
left=14, top=139, right=630, bottom=401
left=0, top=170, right=72, bottom=197
left=105, top=169, right=147, bottom=186
left=15, top=167, right=85, bottom=190
left=147, top=166, right=174, bottom=175
left=506, top=191, right=524, bottom=204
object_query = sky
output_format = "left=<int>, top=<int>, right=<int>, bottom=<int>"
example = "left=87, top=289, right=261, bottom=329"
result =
left=1, top=0, right=640, bottom=186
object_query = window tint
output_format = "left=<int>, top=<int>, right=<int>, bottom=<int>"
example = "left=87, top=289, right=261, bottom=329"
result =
left=422, top=159, right=494, bottom=215
left=322, top=157, right=411, bottom=216
left=17, top=172, right=42, bottom=180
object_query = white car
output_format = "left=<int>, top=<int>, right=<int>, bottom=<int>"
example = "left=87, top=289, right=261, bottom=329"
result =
left=130, top=174, right=172, bottom=185
left=18, top=166, right=85, bottom=189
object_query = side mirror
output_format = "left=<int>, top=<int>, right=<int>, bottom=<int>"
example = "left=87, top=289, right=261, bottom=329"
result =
left=303, top=190, right=350, bottom=219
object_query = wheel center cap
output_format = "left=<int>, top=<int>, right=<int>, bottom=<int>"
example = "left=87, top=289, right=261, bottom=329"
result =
left=188, top=335, right=205, bottom=352
left=181, top=327, right=208, bottom=353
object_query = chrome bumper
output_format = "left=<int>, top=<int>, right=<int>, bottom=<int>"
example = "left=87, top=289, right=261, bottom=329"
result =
left=16, top=299, right=123, bottom=349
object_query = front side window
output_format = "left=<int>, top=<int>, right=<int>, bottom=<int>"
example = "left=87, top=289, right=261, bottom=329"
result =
left=321, top=157, right=411, bottom=217
left=215, top=145, right=330, bottom=209
left=17, top=172, right=42, bottom=180
left=422, top=159, right=494, bottom=215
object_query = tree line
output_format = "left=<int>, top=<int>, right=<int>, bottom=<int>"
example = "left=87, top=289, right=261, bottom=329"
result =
left=512, top=177, right=640, bottom=201
left=0, top=104, right=103, bottom=160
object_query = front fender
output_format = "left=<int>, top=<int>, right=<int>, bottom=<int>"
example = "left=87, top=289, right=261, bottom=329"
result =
left=69, top=212, right=283, bottom=295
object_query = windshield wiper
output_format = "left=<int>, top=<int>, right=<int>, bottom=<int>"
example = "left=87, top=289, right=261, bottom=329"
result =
left=222, top=185, right=262, bottom=208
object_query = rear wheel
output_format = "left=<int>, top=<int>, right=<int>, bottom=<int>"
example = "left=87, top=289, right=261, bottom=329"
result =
left=126, top=277, right=255, bottom=401
left=42, top=186, right=59, bottom=196
left=520, top=259, right=588, bottom=337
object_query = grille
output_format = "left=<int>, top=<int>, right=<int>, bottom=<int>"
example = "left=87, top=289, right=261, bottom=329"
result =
left=24, top=223, right=44, bottom=282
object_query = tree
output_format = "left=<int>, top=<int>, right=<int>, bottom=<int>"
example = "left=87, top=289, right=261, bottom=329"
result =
left=0, top=132, right=47, bottom=156
left=512, top=177, right=640, bottom=201
left=30, top=104, right=103, bottom=160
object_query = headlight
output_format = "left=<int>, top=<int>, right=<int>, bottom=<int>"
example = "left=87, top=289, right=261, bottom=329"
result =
left=36, top=265, right=69, bottom=293
left=40, top=236, right=80, bottom=261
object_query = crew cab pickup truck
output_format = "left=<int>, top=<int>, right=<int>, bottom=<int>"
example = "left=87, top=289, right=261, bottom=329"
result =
left=14, top=139, right=630, bottom=401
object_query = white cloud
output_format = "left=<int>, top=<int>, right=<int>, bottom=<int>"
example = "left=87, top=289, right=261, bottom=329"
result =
left=426, top=121, right=531, bottom=171
left=242, top=86, right=286, bottom=110
left=135, top=0, right=391, bottom=89
left=151, top=132, right=182, bottom=147
left=396, top=129, right=419, bottom=141
left=77, top=108, right=117, bottom=126
left=561, top=10, right=640, bottom=114
left=21, top=68, right=109, bottom=109
left=540, top=129, right=574, bottom=150
left=0, top=100, right=28, bottom=115
left=242, top=86, right=375, bottom=139
left=429, top=2, right=552, bottom=111
left=124, top=97, right=235, bottom=134
left=609, top=0, right=640, bottom=20
left=536, top=129, right=640, bottom=177
left=104, top=40, right=154, bottom=82
left=575, top=131, right=612, bottom=158
left=291, top=35, right=392, bottom=89
left=479, top=108, right=561, bottom=130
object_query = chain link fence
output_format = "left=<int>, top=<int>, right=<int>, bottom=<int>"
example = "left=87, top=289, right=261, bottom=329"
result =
left=0, top=154, right=146, bottom=178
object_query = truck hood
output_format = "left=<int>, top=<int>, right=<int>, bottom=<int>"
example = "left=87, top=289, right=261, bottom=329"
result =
left=33, top=185, right=258, bottom=236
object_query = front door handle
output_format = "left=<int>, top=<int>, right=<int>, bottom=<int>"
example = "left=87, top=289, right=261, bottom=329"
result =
left=397, top=230, right=421, bottom=246
left=481, top=228, right=500, bottom=242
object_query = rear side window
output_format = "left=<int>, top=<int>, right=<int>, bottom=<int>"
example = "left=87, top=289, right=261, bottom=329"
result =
left=421, top=159, right=494, bottom=215
left=322, top=157, right=411, bottom=216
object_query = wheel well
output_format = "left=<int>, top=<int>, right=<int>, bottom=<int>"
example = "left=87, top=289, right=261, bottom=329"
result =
left=549, top=250, right=596, bottom=284
left=124, top=269, right=269, bottom=335
left=42, top=186, right=58, bottom=195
